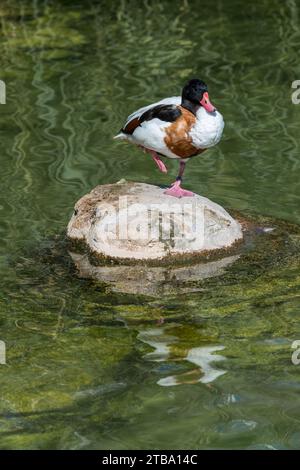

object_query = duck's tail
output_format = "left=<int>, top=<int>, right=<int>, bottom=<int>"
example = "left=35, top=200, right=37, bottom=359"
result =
left=113, top=131, right=127, bottom=140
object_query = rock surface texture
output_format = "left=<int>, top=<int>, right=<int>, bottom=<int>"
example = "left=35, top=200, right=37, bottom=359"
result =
left=67, top=181, right=243, bottom=262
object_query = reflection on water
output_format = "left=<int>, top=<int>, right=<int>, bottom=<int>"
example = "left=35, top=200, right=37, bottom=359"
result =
left=69, top=251, right=240, bottom=295
left=138, top=328, right=174, bottom=362
left=0, top=0, right=300, bottom=450
left=139, top=327, right=226, bottom=386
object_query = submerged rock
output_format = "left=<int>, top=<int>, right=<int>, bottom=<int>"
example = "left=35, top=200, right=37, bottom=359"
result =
left=67, top=180, right=243, bottom=263
left=68, top=251, right=240, bottom=296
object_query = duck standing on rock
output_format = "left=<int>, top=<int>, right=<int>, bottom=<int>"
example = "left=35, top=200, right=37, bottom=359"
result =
left=114, top=79, right=224, bottom=198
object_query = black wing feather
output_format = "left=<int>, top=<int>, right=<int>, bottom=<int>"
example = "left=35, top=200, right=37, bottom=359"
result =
left=139, top=104, right=182, bottom=124
left=121, top=104, right=182, bottom=135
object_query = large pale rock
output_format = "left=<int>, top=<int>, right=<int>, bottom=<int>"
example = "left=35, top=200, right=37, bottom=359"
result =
left=67, top=180, right=243, bottom=262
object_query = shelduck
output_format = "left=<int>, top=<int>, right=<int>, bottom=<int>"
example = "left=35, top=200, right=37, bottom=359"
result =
left=114, top=79, right=224, bottom=198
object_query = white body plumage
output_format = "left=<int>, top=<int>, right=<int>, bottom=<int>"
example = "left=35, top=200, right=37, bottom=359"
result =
left=114, top=96, right=224, bottom=159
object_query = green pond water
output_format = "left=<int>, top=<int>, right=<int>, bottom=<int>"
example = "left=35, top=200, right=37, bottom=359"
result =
left=1, top=0, right=300, bottom=450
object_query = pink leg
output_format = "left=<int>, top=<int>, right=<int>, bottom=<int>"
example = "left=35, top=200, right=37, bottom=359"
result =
left=151, top=152, right=168, bottom=173
left=164, top=160, right=194, bottom=198
left=138, top=146, right=167, bottom=173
